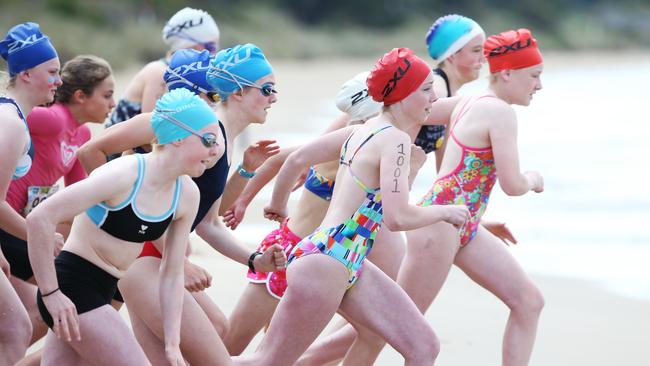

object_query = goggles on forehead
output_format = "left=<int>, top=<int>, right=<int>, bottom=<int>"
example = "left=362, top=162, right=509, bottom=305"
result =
left=166, top=30, right=219, bottom=55
left=207, top=67, right=277, bottom=98
left=154, top=110, right=219, bottom=148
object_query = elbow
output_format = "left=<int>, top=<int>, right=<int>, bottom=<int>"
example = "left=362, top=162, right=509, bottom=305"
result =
left=382, top=214, right=405, bottom=232
left=500, top=182, right=526, bottom=197
left=286, top=151, right=309, bottom=171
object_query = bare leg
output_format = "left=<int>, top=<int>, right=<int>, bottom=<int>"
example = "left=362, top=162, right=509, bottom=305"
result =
left=454, top=226, right=544, bottom=366
left=14, top=349, right=42, bottom=366
left=0, top=272, right=31, bottom=365
left=398, top=222, right=459, bottom=312
left=224, top=283, right=278, bottom=355
left=10, top=276, right=48, bottom=344
left=49, top=305, right=150, bottom=366
left=119, top=257, right=231, bottom=365
left=297, top=228, right=406, bottom=365
left=339, top=262, right=438, bottom=366
left=234, top=254, right=349, bottom=366
left=41, top=330, right=85, bottom=366
left=126, top=305, right=169, bottom=365
left=192, top=290, right=229, bottom=338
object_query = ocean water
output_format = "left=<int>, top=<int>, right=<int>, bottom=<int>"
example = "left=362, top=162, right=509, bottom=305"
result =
left=239, top=58, right=650, bottom=302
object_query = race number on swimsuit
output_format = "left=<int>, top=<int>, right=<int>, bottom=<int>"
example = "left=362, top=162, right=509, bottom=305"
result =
left=23, top=185, right=59, bottom=216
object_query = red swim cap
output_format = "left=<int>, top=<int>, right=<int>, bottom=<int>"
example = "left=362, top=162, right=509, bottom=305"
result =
left=367, top=48, right=431, bottom=106
left=484, top=29, right=542, bottom=73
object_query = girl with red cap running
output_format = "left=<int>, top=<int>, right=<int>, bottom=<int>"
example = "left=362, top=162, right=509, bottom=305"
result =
left=0, top=22, right=62, bottom=364
left=399, top=28, right=545, bottom=365
left=235, top=48, right=468, bottom=366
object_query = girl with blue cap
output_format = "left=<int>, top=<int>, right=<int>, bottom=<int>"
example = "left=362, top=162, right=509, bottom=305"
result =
left=415, top=14, right=486, bottom=166
left=105, top=7, right=220, bottom=139
left=77, top=43, right=284, bottom=365
left=27, top=88, right=224, bottom=365
left=0, top=22, right=61, bottom=365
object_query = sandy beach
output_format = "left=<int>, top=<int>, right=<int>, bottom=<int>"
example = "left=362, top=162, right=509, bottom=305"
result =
left=82, top=52, right=650, bottom=365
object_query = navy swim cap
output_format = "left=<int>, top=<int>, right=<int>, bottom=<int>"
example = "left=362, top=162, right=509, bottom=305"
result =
left=164, top=49, right=214, bottom=94
left=0, top=22, right=58, bottom=76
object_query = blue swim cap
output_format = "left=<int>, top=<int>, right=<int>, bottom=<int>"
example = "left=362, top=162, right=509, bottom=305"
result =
left=0, top=22, right=58, bottom=76
left=164, top=49, right=214, bottom=94
left=426, top=15, right=485, bottom=64
left=206, top=43, right=273, bottom=101
left=151, top=88, right=217, bottom=145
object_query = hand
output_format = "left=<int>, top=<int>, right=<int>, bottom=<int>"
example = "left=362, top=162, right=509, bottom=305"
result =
left=291, top=167, right=309, bottom=192
left=525, top=171, right=544, bottom=193
left=263, top=204, right=287, bottom=223
left=444, top=205, right=470, bottom=228
left=42, top=290, right=81, bottom=342
left=222, top=199, right=247, bottom=230
left=482, top=220, right=518, bottom=246
left=53, top=232, right=65, bottom=257
left=242, top=140, right=280, bottom=172
left=254, top=244, right=287, bottom=272
left=165, top=345, right=186, bottom=366
left=0, top=249, right=10, bottom=277
left=409, top=144, right=427, bottom=175
left=184, top=260, right=212, bottom=292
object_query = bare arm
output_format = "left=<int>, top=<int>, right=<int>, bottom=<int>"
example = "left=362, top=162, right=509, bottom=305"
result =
left=140, top=63, right=167, bottom=113
left=322, top=113, right=351, bottom=133
left=422, top=96, right=462, bottom=126
left=159, top=177, right=197, bottom=362
left=265, top=126, right=356, bottom=220
left=218, top=140, right=280, bottom=216
left=488, top=104, right=543, bottom=196
left=27, top=158, right=136, bottom=341
left=222, top=146, right=300, bottom=229
left=0, top=112, right=29, bottom=239
left=77, top=113, right=154, bottom=173
left=380, top=131, right=468, bottom=231
left=195, top=198, right=285, bottom=273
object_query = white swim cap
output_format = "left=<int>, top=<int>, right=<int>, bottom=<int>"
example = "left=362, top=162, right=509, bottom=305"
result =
left=335, top=71, right=382, bottom=123
left=162, top=8, right=220, bottom=52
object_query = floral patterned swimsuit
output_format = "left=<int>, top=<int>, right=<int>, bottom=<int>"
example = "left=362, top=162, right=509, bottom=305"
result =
left=418, top=96, right=497, bottom=246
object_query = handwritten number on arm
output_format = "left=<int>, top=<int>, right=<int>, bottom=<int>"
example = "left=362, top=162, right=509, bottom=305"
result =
left=392, top=143, right=405, bottom=193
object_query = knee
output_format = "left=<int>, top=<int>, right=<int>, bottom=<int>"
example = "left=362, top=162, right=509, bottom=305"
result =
left=510, top=284, right=545, bottom=317
left=405, top=326, right=439, bottom=363
left=0, top=311, right=32, bottom=352
left=214, top=317, right=229, bottom=339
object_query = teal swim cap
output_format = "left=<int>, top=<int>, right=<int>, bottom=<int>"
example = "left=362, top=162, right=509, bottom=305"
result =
left=151, top=88, right=217, bottom=145
left=426, top=15, right=484, bottom=64
left=206, top=43, right=273, bottom=101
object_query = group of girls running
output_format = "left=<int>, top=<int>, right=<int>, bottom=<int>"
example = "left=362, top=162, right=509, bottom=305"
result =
left=1, top=8, right=544, bottom=366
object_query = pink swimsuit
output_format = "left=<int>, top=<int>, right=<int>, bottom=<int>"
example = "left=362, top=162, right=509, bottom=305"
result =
left=418, top=96, right=497, bottom=246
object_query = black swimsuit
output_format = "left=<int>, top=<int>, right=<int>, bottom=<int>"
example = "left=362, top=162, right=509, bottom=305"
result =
left=414, top=68, right=452, bottom=154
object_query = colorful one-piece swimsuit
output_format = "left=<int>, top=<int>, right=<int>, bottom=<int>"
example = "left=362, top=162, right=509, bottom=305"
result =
left=418, top=96, right=497, bottom=246
left=247, top=166, right=336, bottom=299
left=286, top=125, right=392, bottom=288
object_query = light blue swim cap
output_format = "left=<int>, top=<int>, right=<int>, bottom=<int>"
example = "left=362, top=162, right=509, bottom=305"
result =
left=0, top=22, right=58, bottom=76
left=426, top=15, right=485, bottom=64
left=151, top=88, right=217, bottom=145
left=206, top=43, right=273, bottom=101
